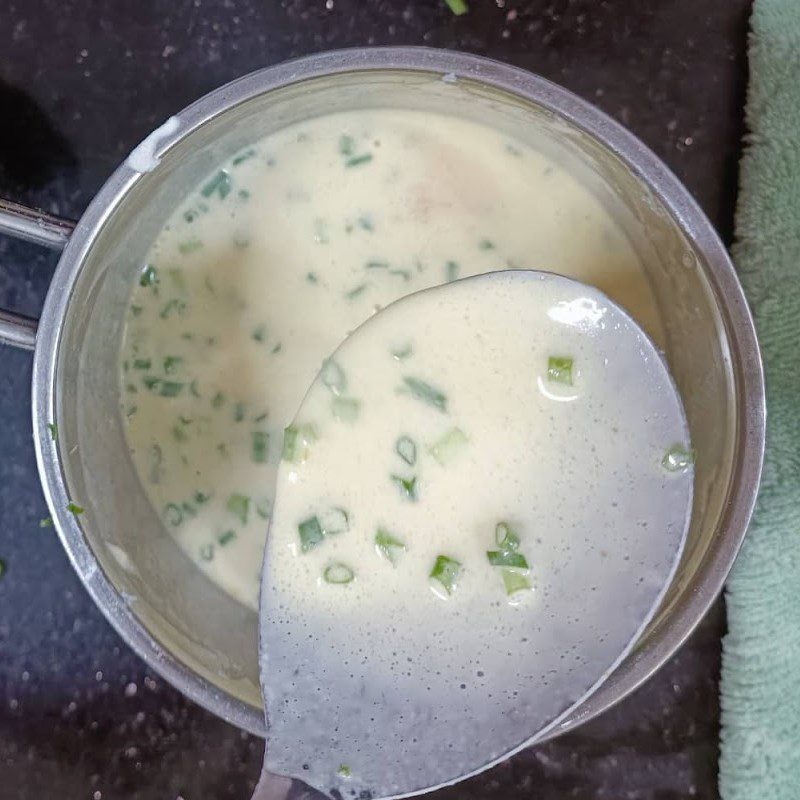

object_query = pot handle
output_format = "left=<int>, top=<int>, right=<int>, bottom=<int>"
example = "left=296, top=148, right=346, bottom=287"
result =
left=0, top=198, right=75, bottom=351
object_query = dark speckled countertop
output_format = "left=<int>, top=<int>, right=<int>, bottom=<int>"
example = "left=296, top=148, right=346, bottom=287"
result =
left=0, top=1, right=749, bottom=798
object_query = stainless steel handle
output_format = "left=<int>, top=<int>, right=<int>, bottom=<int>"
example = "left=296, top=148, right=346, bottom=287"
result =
left=0, top=197, right=76, bottom=350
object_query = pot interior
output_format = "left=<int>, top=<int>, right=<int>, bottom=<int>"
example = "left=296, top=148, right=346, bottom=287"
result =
left=50, top=65, right=738, bottom=734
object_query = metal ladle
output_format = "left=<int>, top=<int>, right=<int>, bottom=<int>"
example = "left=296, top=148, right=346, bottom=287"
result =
left=251, top=271, right=694, bottom=800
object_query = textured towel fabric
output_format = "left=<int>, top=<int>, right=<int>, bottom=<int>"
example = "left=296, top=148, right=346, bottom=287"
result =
left=719, top=1, right=800, bottom=798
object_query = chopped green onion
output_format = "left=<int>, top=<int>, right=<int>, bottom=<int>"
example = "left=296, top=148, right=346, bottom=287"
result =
left=0, top=559, right=6, bottom=579
left=282, top=423, right=318, bottom=462
left=495, top=522, right=521, bottom=551
left=365, top=260, right=389, bottom=270
left=190, top=380, right=201, bottom=398
left=390, top=269, right=411, bottom=281
left=159, top=381, right=184, bottom=398
left=234, top=402, right=246, bottom=422
left=199, top=544, right=214, bottom=562
left=255, top=499, right=272, bottom=520
left=306, top=272, right=318, bottom=283
left=46, top=421, right=58, bottom=441
left=395, top=435, right=417, bottom=466
left=662, top=445, right=695, bottom=472
left=139, top=264, right=158, bottom=287
left=298, top=516, right=324, bottom=552
left=429, top=427, right=468, bottom=465
left=67, top=502, right=84, bottom=516
left=400, top=376, right=448, bottom=412
left=487, top=550, right=529, bottom=569
left=445, top=261, right=459, bottom=282
left=323, top=562, right=355, bottom=584
left=339, top=135, right=355, bottom=156
left=502, top=569, right=531, bottom=596
left=163, top=356, right=182, bottom=374
left=391, top=342, right=413, bottom=361
left=211, top=391, right=225, bottom=409
left=226, top=494, right=250, bottom=525
left=271, top=342, right=282, bottom=354
left=217, top=530, right=236, bottom=546
left=130, top=304, right=142, bottom=316
left=332, top=397, right=360, bottom=423
left=430, top=555, right=462, bottom=595
left=391, top=474, right=418, bottom=502
left=252, top=325, right=266, bottom=342
left=160, top=298, right=185, bottom=318
left=321, top=359, right=347, bottom=395
left=181, top=501, right=197, bottom=518
left=358, top=215, right=374, bottom=231
left=231, top=148, right=256, bottom=166
left=337, top=764, right=352, bottom=778
left=345, top=283, right=369, bottom=300
left=375, top=529, right=406, bottom=565
left=178, top=239, right=203, bottom=255
left=133, top=358, right=151, bottom=370
left=172, top=424, right=188, bottom=443
left=194, top=491, right=210, bottom=505
left=252, top=431, right=269, bottom=463
left=320, top=507, right=349, bottom=536
left=547, top=356, right=574, bottom=386
left=40, top=517, right=53, bottom=528
left=478, top=238, right=495, bottom=250
left=345, top=154, right=373, bottom=168
left=444, top=0, right=468, bottom=14
left=201, top=169, right=232, bottom=200
left=164, top=503, right=182, bottom=526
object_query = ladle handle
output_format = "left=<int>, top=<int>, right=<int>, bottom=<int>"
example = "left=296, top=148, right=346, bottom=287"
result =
left=0, top=197, right=75, bottom=350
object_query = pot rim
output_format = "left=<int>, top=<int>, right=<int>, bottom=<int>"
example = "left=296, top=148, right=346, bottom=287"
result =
left=30, top=46, right=766, bottom=742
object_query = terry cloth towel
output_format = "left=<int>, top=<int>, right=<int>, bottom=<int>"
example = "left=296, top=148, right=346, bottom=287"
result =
left=719, top=1, right=800, bottom=798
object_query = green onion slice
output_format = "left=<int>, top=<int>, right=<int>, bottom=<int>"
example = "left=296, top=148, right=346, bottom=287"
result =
left=495, top=521, right=520, bottom=552
left=323, top=562, right=355, bottom=584
left=429, top=427, right=468, bottom=465
left=430, top=555, right=462, bottom=595
left=390, top=342, right=413, bottom=361
left=46, top=421, right=58, bottom=441
left=332, top=397, right=360, bottom=423
left=67, top=502, right=84, bottom=516
left=400, top=376, right=448, bottom=412
left=337, top=764, right=352, bottom=778
left=298, top=516, right=324, bottom=552
left=282, top=423, right=318, bottom=462
left=391, top=474, right=418, bottom=502
left=487, top=550, right=529, bottom=569
left=445, top=0, right=468, bottom=15
left=139, top=264, right=158, bottom=287
left=375, top=529, right=406, bottom=565
left=217, top=530, right=236, bottom=546
left=662, top=444, right=695, bottom=473
left=547, top=356, right=574, bottom=386
left=252, top=431, right=269, bottom=463
left=226, top=494, right=250, bottom=525
left=502, top=569, right=531, bottom=596
left=321, top=359, right=347, bottom=395
left=395, top=435, right=417, bottom=466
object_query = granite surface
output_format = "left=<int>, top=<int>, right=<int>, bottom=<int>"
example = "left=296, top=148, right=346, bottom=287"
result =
left=0, top=1, right=750, bottom=798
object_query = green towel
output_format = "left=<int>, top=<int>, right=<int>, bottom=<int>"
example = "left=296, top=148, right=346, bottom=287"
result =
left=719, top=1, right=800, bottom=798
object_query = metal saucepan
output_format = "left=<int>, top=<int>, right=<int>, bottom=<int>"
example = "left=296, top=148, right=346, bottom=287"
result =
left=0, top=48, right=765, bottom=743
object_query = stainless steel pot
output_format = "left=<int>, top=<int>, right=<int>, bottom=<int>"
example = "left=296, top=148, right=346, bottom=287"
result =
left=0, top=47, right=765, bottom=742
